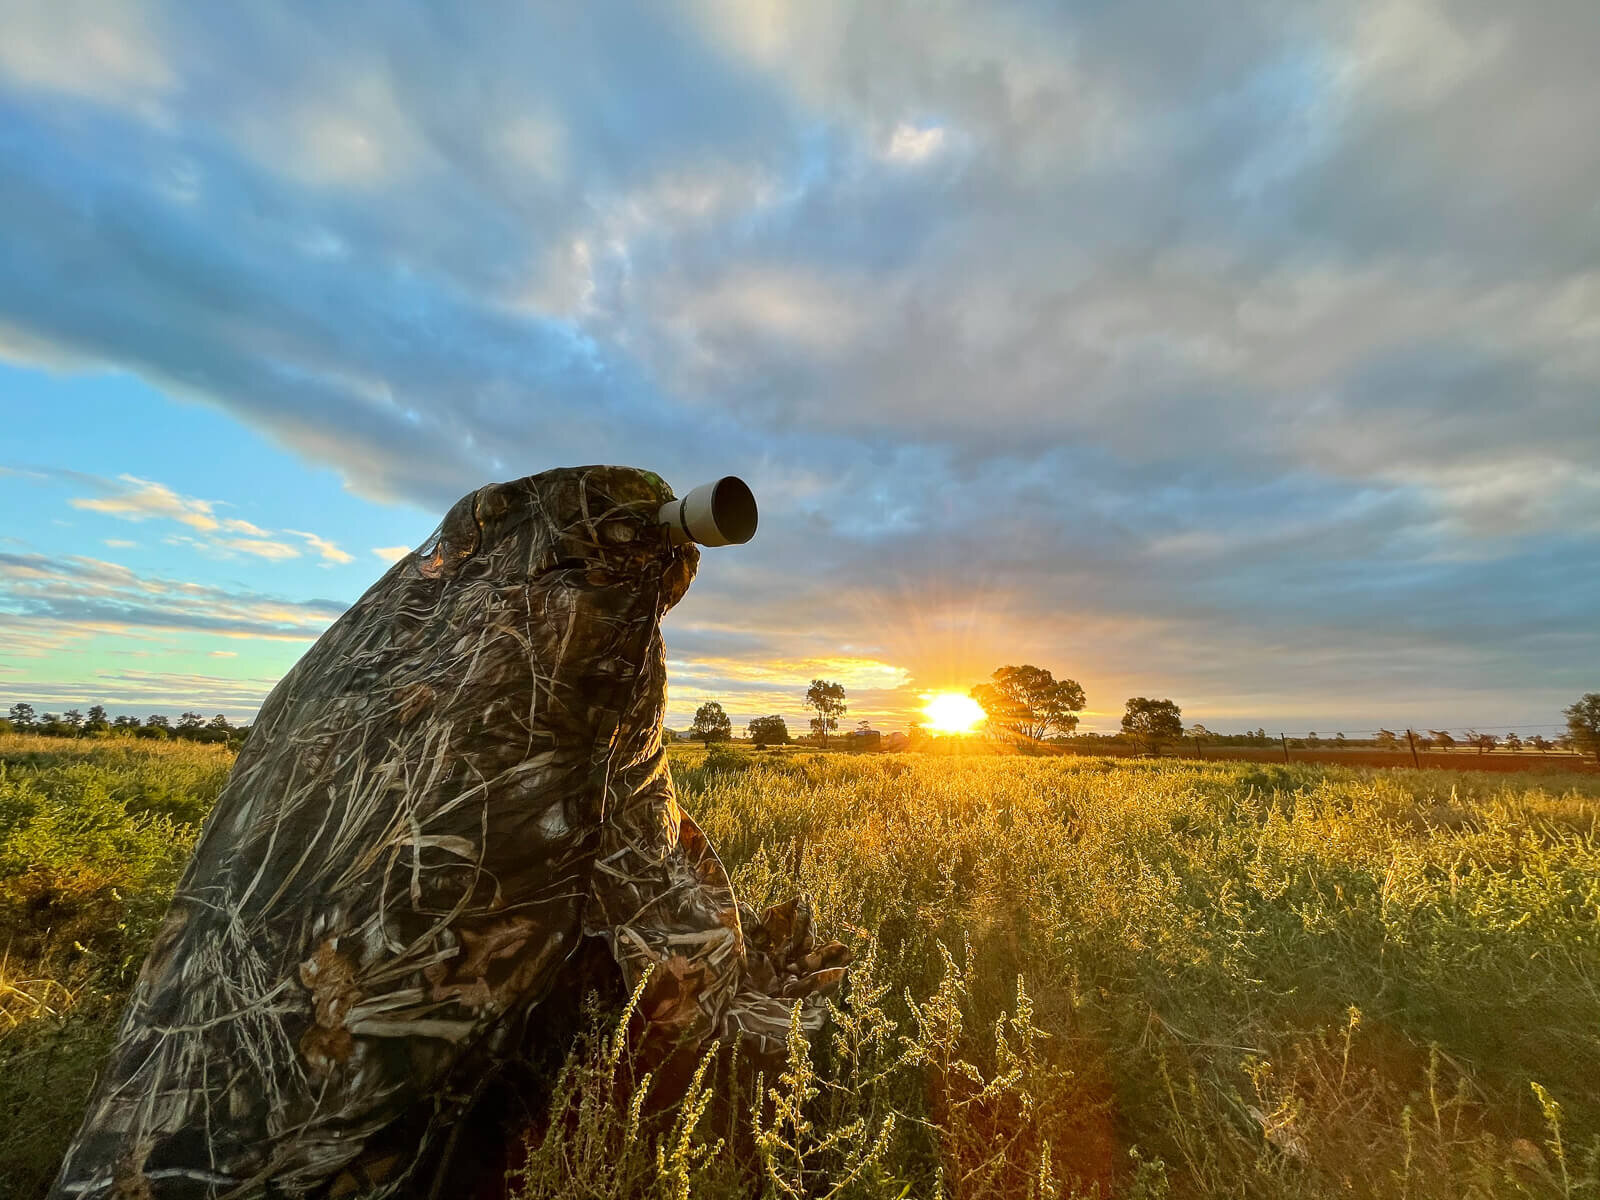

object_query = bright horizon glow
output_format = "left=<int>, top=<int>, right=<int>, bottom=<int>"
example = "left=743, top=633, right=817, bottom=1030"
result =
left=922, top=692, right=985, bottom=735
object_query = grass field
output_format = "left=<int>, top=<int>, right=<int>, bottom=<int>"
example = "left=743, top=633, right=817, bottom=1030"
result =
left=4, top=734, right=1599, bottom=1198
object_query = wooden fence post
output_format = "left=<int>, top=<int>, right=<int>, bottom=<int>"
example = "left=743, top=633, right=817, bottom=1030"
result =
left=1280, top=733, right=1290, bottom=764
left=1406, top=728, right=1421, bottom=768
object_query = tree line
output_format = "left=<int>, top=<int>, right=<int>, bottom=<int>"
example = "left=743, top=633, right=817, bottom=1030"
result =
left=684, top=668, right=1182, bottom=752
left=688, top=679, right=851, bottom=748
left=11, top=686, right=1597, bottom=763
left=2, top=702, right=250, bottom=746
left=684, top=672, right=1600, bottom=763
left=683, top=667, right=1188, bottom=752
left=960, top=666, right=1187, bottom=752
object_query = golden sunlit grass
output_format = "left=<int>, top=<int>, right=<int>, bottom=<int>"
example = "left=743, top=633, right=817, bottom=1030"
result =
left=5, top=735, right=1600, bottom=1198
left=922, top=691, right=986, bottom=735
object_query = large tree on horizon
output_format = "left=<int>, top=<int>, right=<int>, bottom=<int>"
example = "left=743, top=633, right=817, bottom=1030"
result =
left=1121, top=697, right=1183, bottom=755
left=804, top=679, right=847, bottom=748
left=970, top=665, right=1086, bottom=745
left=747, top=714, right=789, bottom=747
left=690, top=701, right=732, bottom=744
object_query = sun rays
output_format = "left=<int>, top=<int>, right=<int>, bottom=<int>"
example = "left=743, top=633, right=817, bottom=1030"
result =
left=921, top=691, right=985, bottom=735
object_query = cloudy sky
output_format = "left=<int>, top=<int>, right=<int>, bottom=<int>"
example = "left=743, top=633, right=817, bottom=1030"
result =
left=1, top=0, right=1596, bottom=736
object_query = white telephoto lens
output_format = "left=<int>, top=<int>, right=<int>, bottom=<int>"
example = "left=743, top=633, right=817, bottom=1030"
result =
left=657, top=476, right=758, bottom=546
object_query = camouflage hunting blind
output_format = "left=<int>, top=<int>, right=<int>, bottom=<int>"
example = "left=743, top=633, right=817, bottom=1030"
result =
left=50, top=466, right=847, bottom=1200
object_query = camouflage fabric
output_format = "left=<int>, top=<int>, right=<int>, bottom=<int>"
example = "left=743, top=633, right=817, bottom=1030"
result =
left=49, top=466, right=847, bottom=1200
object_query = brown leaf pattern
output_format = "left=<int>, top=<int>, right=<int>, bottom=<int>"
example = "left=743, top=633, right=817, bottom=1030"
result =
left=48, top=466, right=846, bottom=1200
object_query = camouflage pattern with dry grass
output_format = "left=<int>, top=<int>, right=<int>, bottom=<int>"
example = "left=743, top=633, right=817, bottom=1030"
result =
left=47, top=466, right=845, bottom=1200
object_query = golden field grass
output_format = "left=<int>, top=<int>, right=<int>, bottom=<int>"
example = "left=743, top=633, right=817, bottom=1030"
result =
left=3, top=733, right=1598, bottom=1198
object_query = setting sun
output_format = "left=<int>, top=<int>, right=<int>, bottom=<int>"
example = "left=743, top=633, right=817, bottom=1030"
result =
left=922, top=692, right=986, bottom=735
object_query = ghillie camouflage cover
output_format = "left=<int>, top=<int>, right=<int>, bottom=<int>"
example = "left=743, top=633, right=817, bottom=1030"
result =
left=50, top=466, right=848, bottom=1200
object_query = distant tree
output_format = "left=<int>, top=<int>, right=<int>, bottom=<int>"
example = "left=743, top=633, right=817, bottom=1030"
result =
left=1566, top=694, right=1600, bottom=764
left=1429, top=730, right=1454, bottom=751
left=1529, top=734, right=1551, bottom=754
left=1306, top=731, right=1320, bottom=747
left=1121, top=697, right=1183, bottom=754
left=691, top=701, right=732, bottom=744
left=1504, top=732, right=1523, bottom=752
left=177, top=712, right=205, bottom=738
left=146, top=713, right=171, bottom=729
left=747, top=714, right=789, bottom=747
left=113, top=715, right=141, bottom=732
left=970, top=665, right=1086, bottom=746
left=906, top=719, right=930, bottom=748
left=1375, top=729, right=1400, bottom=750
left=1474, top=732, right=1499, bottom=754
left=84, top=705, right=110, bottom=733
left=63, top=709, right=85, bottom=732
left=1416, top=735, right=1434, bottom=751
left=804, top=680, right=848, bottom=748
left=1335, top=732, right=1346, bottom=745
left=191, top=714, right=232, bottom=744
left=8, top=702, right=35, bottom=729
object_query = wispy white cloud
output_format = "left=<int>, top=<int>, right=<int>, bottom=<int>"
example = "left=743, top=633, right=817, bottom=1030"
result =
left=883, top=122, right=946, bottom=164
left=0, top=551, right=346, bottom=642
left=372, top=545, right=412, bottom=564
left=218, top=536, right=301, bottom=561
left=23, top=468, right=360, bottom=567
left=285, top=529, right=355, bottom=565
left=71, top=474, right=220, bottom=531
